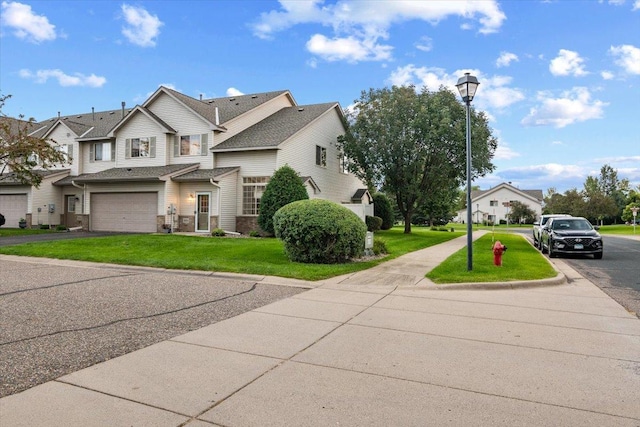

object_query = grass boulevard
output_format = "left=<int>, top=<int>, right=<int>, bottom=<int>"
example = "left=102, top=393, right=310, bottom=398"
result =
left=1, top=223, right=633, bottom=283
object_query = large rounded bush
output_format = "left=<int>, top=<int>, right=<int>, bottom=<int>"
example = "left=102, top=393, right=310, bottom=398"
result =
left=258, top=165, right=309, bottom=235
left=274, top=199, right=366, bottom=264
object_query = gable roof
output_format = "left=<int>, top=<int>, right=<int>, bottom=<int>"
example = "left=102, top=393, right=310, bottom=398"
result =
left=0, top=169, right=69, bottom=186
left=32, top=108, right=132, bottom=141
left=147, top=86, right=293, bottom=127
left=472, top=182, right=543, bottom=203
left=211, top=103, right=340, bottom=152
left=108, top=105, right=176, bottom=136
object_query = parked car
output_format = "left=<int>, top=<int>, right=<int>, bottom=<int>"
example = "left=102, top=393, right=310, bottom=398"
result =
left=541, top=216, right=603, bottom=259
left=532, top=214, right=571, bottom=249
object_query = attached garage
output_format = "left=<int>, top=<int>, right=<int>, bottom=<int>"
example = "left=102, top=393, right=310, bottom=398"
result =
left=91, top=192, right=158, bottom=232
left=0, top=194, right=28, bottom=228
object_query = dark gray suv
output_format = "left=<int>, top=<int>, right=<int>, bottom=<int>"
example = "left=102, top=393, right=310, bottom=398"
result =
left=541, top=217, right=603, bottom=259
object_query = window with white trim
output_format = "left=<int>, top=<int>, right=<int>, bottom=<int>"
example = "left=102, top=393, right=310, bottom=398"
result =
left=125, top=137, right=155, bottom=159
left=339, top=152, right=349, bottom=174
left=56, top=144, right=73, bottom=163
left=242, top=176, right=269, bottom=215
left=489, top=200, right=498, bottom=207
left=91, top=142, right=113, bottom=162
left=316, top=145, right=327, bottom=167
left=175, top=134, right=208, bottom=156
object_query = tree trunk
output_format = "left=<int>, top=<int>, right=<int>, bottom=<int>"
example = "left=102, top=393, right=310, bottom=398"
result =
left=403, top=212, right=412, bottom=233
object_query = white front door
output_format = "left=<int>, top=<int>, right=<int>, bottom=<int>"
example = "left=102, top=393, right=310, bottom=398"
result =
left=196, top=193, right=210, bottom=232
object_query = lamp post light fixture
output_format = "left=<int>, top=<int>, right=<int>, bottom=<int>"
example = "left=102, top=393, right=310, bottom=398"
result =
left=456, top=72, right=480, bottom=271
left=632, top=206, right=639, bottom=234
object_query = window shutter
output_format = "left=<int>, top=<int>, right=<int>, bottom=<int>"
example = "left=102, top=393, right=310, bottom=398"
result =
left=316, top=146, right=321, bottom=165
left=67, top=144, right=73, bottom=162
left=111, top=142, right=116, bottom=161
left=125, top=139, right=131, bottom=159
left=150, top=137, right=156, bottom=158
left=201, top=134, right=208, bottom=155
left=89, top=143, right=95, bottom=163
left=174, top=136, right=180, bottom=157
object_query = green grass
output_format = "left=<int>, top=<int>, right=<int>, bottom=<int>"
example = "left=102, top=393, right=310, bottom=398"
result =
left=597, top=224, right=640, bottom=235
left=0, top=228, right=55, bottom=236
left=427, top=232, right=557, bottom=284
left=0, top=227, right=463, bottom=281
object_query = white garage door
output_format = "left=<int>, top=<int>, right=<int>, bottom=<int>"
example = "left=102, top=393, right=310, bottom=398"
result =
left=0, top=194, right=28, bottom=228
left=91, top=192, right=158, bottom=232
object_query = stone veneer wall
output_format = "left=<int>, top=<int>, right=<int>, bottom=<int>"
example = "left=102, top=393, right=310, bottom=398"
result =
left=236, top=216, right=260, bottom=235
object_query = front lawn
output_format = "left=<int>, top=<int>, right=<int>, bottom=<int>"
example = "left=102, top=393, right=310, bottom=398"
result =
left=427, top=232, right=557, bottom=284
left=0, top=228, right=55, bottom=236
left=597, top=224, right=640, bottom=235
left=0, top=227, right=463, bottom=281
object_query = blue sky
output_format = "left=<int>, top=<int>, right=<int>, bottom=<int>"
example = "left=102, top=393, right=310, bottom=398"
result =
left=1, top=0, right=639, bottom=194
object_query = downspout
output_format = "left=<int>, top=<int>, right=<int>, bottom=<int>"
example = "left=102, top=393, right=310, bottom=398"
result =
left=71, top=180, right=86, bottom=215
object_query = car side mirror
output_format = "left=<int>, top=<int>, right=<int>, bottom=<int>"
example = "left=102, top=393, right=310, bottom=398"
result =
left=594, top=225, right=600, bottom=230
left=533, top=221, right=540, bottom=226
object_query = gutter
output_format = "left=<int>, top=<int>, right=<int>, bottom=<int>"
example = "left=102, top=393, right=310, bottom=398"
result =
left=71, top=180, right=86, bottom=214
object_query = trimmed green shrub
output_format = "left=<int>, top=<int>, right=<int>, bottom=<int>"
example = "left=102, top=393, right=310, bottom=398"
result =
left=274, top=199, right=366, bottom=264
left=211, top=228, right=226, bottom=236
left=365, top=215, right=382, bottom=232
left=249, top=230, right=260, bottom=237
left=373, top=193, right=394, bottom=230
left=372, top=238, right=388, bottom=255
left=258, top=165, right=309, bottom=235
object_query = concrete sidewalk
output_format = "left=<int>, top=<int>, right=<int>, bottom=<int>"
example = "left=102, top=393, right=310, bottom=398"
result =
left=2, top=233, right=640, bottom=426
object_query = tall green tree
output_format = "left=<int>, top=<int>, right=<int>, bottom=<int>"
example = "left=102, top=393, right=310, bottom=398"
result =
left=1, top=95, right=67, bottom=187
left=257, top=164, right=309, bottom=235
left=508, top=200, right=536, bottom=224
left=337, top=85, right=496, bottom=233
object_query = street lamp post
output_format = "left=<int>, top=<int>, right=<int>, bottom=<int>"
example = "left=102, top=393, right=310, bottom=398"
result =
left=456, top=72, right=480, bottom=271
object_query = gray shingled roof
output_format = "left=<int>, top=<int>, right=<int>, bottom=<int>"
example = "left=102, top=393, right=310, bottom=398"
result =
left=1, top=169, right=69, bottom=186
left=161, top=87, right=290, bottom=126
left=53, top=164, right=199, bottom=185
left=32, top=108, right=132, bottom=141
left=211, top=103, right=338, bottom=152
left=171, top=167, right=240, bottom=182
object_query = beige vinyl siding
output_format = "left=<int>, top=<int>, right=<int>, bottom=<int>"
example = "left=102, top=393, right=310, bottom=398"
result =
left=47, top=124, right=79, bottom=175
left=146, top=94, right=214, bottom=168
left=82, top=139, right=116, bottom=174
left=214, top=95, right=295, bottom=146
left=218, top=171, right=238, bottom=231
left=164, top=178, right=180, bottom=227
left=30, top=173, right=67, bottom=225
left=214, top=150, right=277, bottom=217
left=277, top=108, right=364, bottom=203
left=115, top=113, right=167, bottom=168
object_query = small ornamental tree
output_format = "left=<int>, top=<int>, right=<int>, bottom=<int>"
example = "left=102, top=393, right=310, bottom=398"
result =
left=274, top=199, right=366, bottom=264
left=257, top=165, right=309, bottom=235
left=373, top=192, right=394, bottom=230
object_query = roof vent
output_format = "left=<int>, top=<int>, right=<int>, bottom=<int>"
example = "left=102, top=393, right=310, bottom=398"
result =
left=298, top=108, right=305, bottom=112
left=76, top=115, right=82, bottom=118
left=229, top=98, right=235, bottom=101
left=109, top=111, right=114, bottom=115
left=251, top=95, right=257, bottom=98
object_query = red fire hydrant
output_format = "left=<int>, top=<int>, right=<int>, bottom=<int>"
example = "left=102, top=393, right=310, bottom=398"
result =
left=492, top=240, right=507, bottom=266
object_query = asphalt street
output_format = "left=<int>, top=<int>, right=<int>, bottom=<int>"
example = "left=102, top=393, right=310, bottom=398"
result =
left=0, top=258, right=306, bottom=397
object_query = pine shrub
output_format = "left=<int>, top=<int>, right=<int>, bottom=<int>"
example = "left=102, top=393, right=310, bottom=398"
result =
left=257, top=165, right=309, bottom=235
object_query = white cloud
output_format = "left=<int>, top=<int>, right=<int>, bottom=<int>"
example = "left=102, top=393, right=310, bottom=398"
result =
left=121, top=4, right=163, bottom=47
left=494, top=142, right=520, bottom=160
left=306, top=34, right=392, bottom=62
left=252, top=1, right=505, bottom=63
left=19, top=69, right=106, bottom=87
left=634, top=0, right=640, bottom=10
left=387, top=66, right=525, bottom=111
left=601, top=70, right=615, bottom=80
left=549, top=49, right=588, bottom=77
left=226, top=87, right=244, bottom=96
left=415, top=36, right=433, bottom=52
left=609, top=44, right=640, bottom=75
left=521, top=87, right=607, bottom=128
left=496, top=51, right=518, bottom=68
left=0, top=1, right=57, bottom=43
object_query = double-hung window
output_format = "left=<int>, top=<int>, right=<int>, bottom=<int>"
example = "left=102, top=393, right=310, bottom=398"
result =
left=316, top=145, right=327, bottom=167
left=56, top=144, right=73, bottom=163
left=125, top=137, right=155, bottom=159
left=339, top=152, right=349, bottom=174
left=175, top=134, right=208, bottom=157
left=489, top=200, right=498, bottom=207
left=242, top=177, right=269, bottom=215
left=90, top=142, right=114, bottom=162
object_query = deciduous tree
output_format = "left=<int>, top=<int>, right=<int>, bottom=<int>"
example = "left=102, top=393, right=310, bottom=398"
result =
left=337, top=85, right=496, bottom=233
